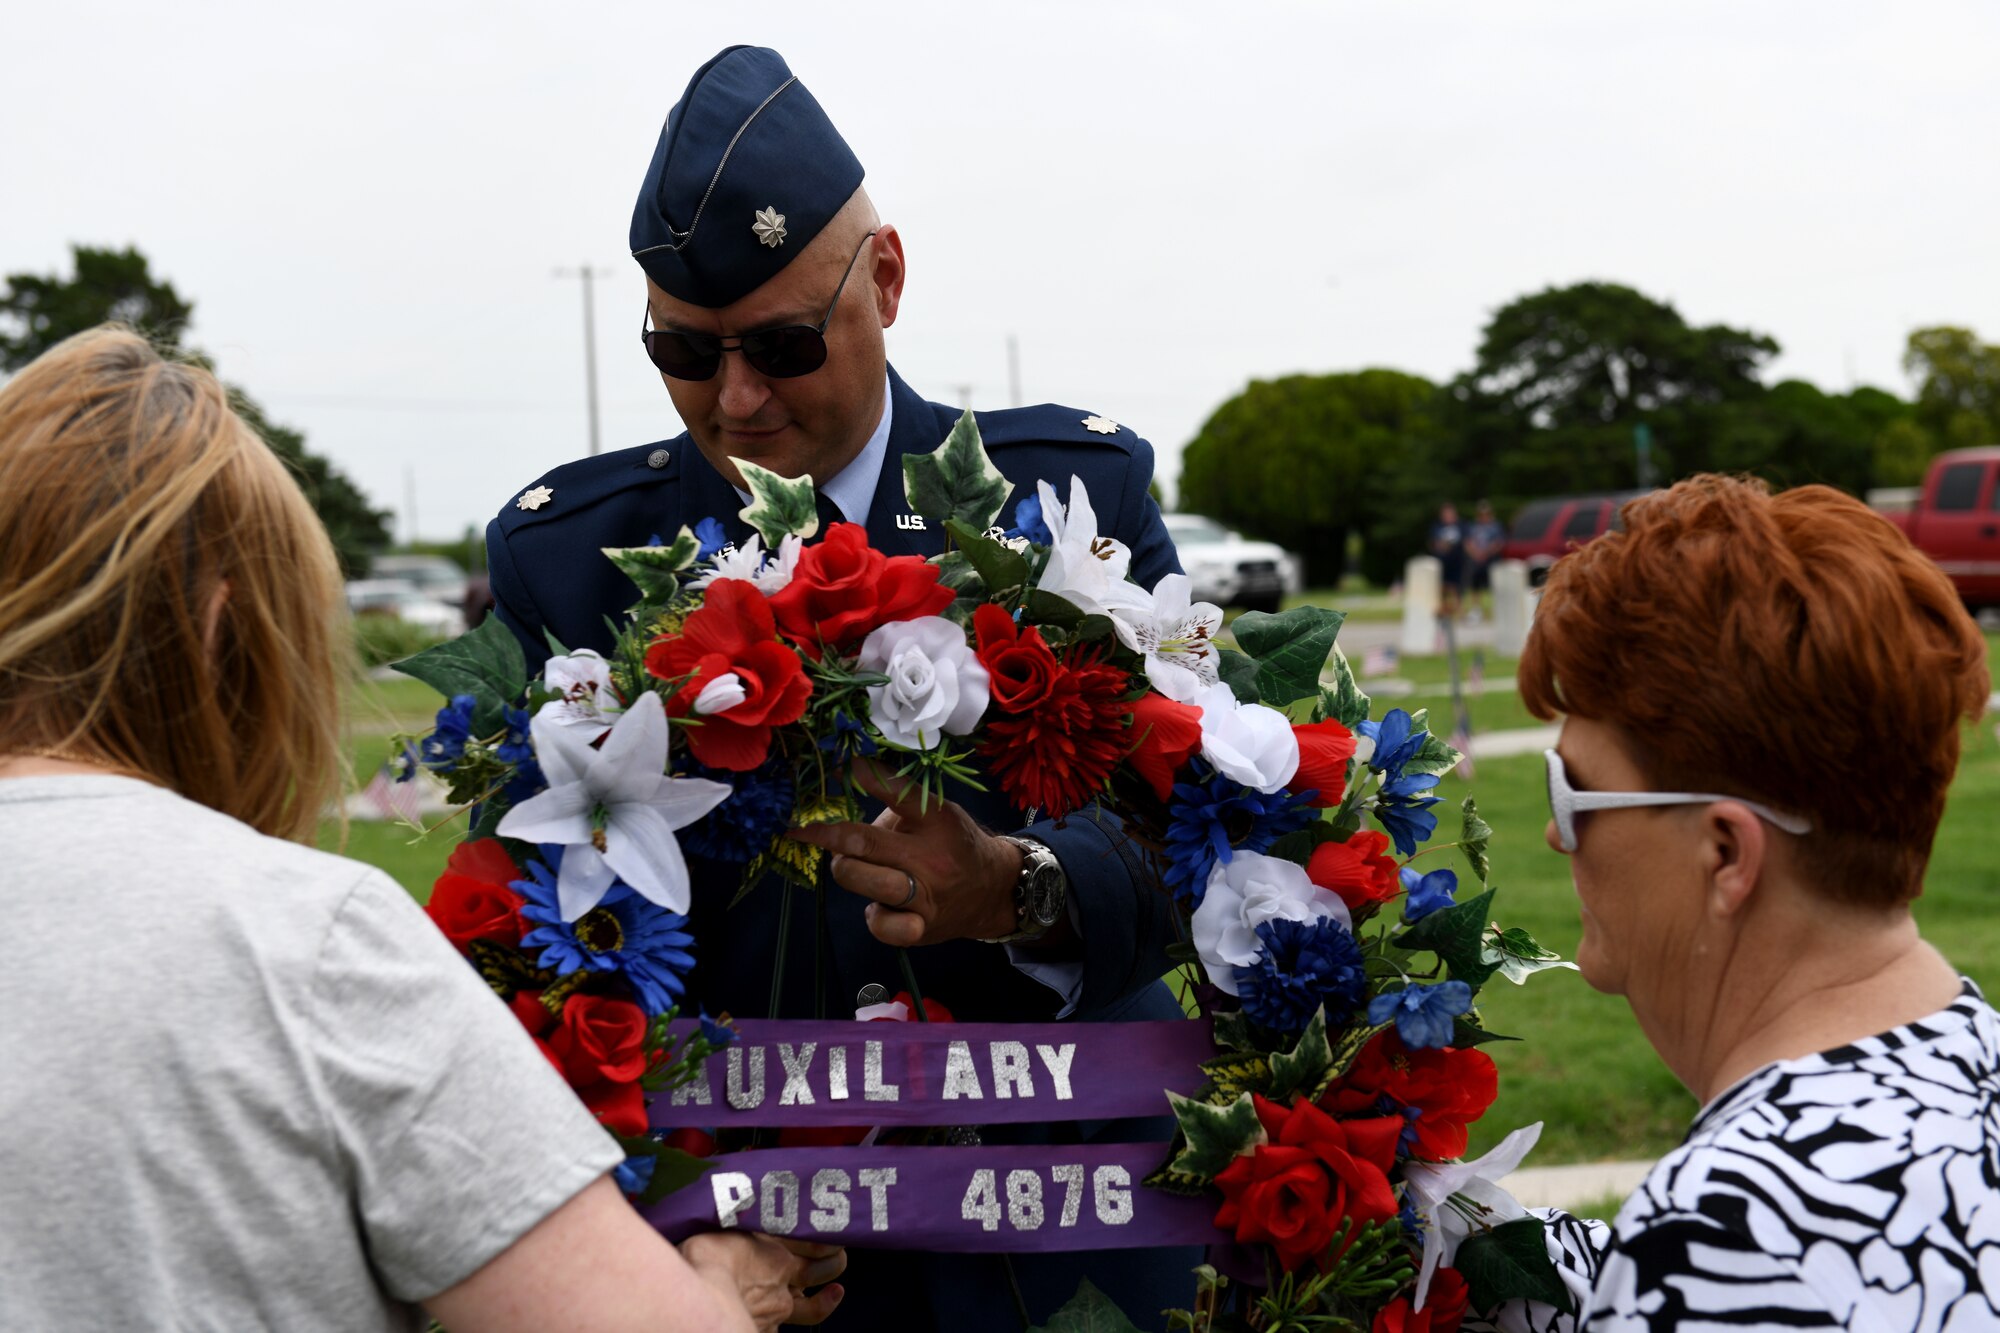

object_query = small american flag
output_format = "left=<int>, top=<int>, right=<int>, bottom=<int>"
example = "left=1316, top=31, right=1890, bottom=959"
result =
left=360, top=761, right=425, bottom=823
left=1361, top=645, right=1398, bottom=678
left=1467, top=649, right=1486, bottom=693
left=1451, top=716, right=1476, bottom=781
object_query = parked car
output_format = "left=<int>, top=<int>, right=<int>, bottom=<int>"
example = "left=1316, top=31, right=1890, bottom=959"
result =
left=1502, top=490, right=1650, bottom=585
left=345, top=579, right=464, bottom=637
left=369, top=554, right=470, bottom=606
left=1873, top=445, right=2000, bottom=609
left=1162, top=513, right=1303, bottom=613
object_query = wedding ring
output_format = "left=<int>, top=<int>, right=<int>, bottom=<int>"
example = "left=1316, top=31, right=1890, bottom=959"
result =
left=898, top=872, right=920, bottom=908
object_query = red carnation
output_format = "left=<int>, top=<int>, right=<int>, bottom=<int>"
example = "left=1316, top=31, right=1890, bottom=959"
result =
left=1320, top=1032, right=1498, bottom=1161
left=1212, top=1095, right=1401, bottom=1273
left=1373, top=1268, right=1468, bottom=1333
left=973, top=603, right=1060, bottom=712
left=1306, top=830, right=1402, bottom=914
left=1291, top=718, right=1358, bottom=807
left=424, top=838, right=526, bottom=952
left=766, top=522, right=954, bottom=659
left=1125, top=692, right=1204, bottom=801
left=979, top=646, right=1132, bottom=820
left=644, top=578, right=813, bottom=770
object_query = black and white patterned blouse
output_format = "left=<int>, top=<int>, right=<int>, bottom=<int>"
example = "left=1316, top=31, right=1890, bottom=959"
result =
left=1474, top=981, right=2000, bottom=1332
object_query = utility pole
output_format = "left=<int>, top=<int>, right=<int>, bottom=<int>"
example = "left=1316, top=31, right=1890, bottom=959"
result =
left=1006, top=334, right=1022, bottom=408
left=953, top=383, right=975, bottom=410
left=554, top=265, right=617, bottom=456
left=1633, top=420, right=1655, bottom=490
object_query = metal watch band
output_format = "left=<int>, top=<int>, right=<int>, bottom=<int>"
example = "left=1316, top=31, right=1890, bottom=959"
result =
left=979, top=835, right=1065, bottom=945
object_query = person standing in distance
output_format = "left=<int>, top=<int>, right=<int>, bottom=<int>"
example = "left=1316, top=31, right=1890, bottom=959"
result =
left=485, top=45, right=1196, bottom=1332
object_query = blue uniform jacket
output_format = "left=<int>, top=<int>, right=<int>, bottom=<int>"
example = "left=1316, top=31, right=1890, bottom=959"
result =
left=486, top=366, right=1196, bottom=1330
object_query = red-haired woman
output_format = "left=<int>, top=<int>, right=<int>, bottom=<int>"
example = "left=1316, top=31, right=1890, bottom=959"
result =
left=1483, top=475, right=1993, bottom=1330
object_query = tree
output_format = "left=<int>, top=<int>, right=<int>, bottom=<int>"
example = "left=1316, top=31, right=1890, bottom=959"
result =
left=1703, top=381, right=1910, bottom=497
left=1177, top=369, right=1441, bottom=586
left=1904, top=325, right=2000, bottom=451
left=0, top=245, right=390, bottom=574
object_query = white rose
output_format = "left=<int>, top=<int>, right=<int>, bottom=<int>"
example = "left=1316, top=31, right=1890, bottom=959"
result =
left=1191, top=851, right=1352, bottom=997
left=857, top=616, right=991, bottom=751
left=1194, top=682, right=1300, bottom=793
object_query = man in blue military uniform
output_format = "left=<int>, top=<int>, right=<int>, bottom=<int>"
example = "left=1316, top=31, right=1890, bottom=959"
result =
left=487, top=45, right=1194, bottom=1330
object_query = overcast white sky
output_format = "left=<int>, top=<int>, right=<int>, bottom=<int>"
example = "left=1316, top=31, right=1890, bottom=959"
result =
left=6, top=0, right=1997, bottom=540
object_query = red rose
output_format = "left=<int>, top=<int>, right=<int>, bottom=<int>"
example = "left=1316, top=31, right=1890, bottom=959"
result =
left=1321, top=1033, right=1498, bottom=1161
left=1373, top=1268, right=1468, bottom=1333
left=644, top=578, right=813, bottom=770
left=424, top=838, right=526, bottom=951
left=1306, top=830, right=1402, bottom=914
left=1125, top=693, right=1204, bottom=801
left=548, top=994, right=651, bottom=1086
left=766, top=522, right=954, bottom=659
left=1212, top=1095, right=1401, bottom=1273
left=1291, top=719, right=1358, bottom=807
left=576, top=1075, right=648, bottom=1137
left=973, top=603, right=1061, bottom=712
left=509, top=989, right=555, bottom=1037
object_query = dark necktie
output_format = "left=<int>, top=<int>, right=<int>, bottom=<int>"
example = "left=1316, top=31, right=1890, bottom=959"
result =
left=813, top=488, right=843, bottom=542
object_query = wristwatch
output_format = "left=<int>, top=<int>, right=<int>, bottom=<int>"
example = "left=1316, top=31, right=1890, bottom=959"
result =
left=979, top=836, right=1067, bottom=945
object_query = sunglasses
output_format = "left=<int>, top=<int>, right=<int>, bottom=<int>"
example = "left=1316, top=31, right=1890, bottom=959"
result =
left=640, top=230, right=879, bottom=382
left=1542, top=748, right=1812, bottom=854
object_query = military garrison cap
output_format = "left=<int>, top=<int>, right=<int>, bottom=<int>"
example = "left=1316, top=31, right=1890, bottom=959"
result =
left=629, top=46, right=865, bottom=308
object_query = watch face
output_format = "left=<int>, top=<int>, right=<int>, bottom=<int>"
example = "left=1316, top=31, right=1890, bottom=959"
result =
left=1025, top=861, right=1064, bottom=927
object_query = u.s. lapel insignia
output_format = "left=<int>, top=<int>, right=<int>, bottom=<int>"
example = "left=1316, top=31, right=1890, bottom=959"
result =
left=516, top=485, right=555, bottom=511
left=752, top=206, right=788, bottom=248
left=1081, top=414, right=1119, bottom=435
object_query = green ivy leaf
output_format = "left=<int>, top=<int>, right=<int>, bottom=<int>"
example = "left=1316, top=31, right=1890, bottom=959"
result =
left=1141, top=1136, right=1211, bottom=1197
left=1449, top=1013, right=1520, bottom=1047
left=1266, top=1009, right=1333, bottom=1101
left=943, top=518, right=1028, bottom=595
left=1404, top=729, right=1465, bottom=779
left=392, top=614, right=527, bottom=738
left=1390, top=888, right=1498, bottom=989
left=1216, top=647, right=1262, bottom=704
left=611, top=1137, right=717, bottom=1208
left=1198, top=1052, right=1274, bottom=1105
left=1318, top=645, right=1372, bottom=728
left=1325, top=1019, right=1388, bottom=1088
left=1459, top=797, right=1494, bottom=883
left=1480, top=925, right=1579, bottom=986
left=1456, top=1216, right=1576, bottom=1315
left=736, top=459, right=821, bottom=546
left=1266, top=818, right=1350, bottom=863
left=903, top=408, right=1012, bottom=531
left=603, top=529, right=703, bottom=614
left=1166, top=1090, right=1265, bottom=1180
left=1231, top=605, right=1347, bottom=707
left=1029, top=1278, right=1144, bottom=1333
left=1210, top=1010, right=1262, bottom=1053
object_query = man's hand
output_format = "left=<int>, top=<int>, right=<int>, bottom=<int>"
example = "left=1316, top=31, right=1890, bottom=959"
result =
left=679, top=1233, right=846, bottom=1330
left=787, top=758, right=1022, bottom=946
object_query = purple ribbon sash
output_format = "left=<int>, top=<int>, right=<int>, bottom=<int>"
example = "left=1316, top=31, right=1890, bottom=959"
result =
left=652, top=1020, right=1214, bottom=1130
left=641, top=1143, right=1217, bottom=1251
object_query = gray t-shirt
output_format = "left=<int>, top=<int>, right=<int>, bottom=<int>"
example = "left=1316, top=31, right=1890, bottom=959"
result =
left=0, top=775, right=625, bottom=1330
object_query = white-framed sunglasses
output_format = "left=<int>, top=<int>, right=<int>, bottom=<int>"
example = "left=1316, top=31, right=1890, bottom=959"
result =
left=1542, top=748, right=1813, bottom=854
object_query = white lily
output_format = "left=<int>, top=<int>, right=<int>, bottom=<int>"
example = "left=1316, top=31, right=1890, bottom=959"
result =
left=1035, top=476, right=1153, bottom=621
left=693, top=532, right=802, bottom=595
left=1192, top=682, right=1300, bottom=793
left=1402, top=1121, right=1543, bottom=1310
left=535, top=649, right=625, bottom=742
left=496, top=690, right=731, bottom=920
left=1110, top=572, right=1224, bottom=702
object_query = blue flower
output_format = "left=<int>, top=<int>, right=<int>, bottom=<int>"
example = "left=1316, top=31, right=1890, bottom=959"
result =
left=614, top=1154, right=657, bottom=1196
left=1358, top=709, right=1428, bottom=779
left=497, top=705, right=546, bottom=806
left=1233, top=916, right=1369, bottom=1035
left=1366, top=981, right=1473, bottom=1051
left=681, top=755, right=794, bottom=863
left=420, top=694, right=477, bottom=770
left=1162, top=762, right=1317, bottom=904
left=1003, top=494, right=1053, bottom=546
left=1398, top=1192, right=1426, bottom=1242
left=1373, top=770, right=1443, bottom=855
left=693, top=517, right=729, bottom=562
left=516, top=847, right=697, bottom=1016
left=1400, top=865, right=1459, bottom=922
left=699, top=1010, right=737, bottom=1048
left=815, top=711, right=879, bottom=764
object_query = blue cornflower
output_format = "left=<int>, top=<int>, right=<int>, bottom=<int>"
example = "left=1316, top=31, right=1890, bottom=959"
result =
left=1373, top=769, right=1443, bottom=855
left=420, top=694, right=477, bottom=770
left=1398, top=1192, right=1427, bottom=1242
left=516, top=847, right=697, bottom=1016
left=1358, top=709, right=1428, bottom=779
left=1400, top=865, right=1459, bottom=922
left=1003, top=494, right=1053, bottom=546
left=693, top=517, right=729, bottom=562
left=699, top=1010, right=737, bottom=1048
left=1366, top=980, right=1473, bottom=1051
left=680, top=756, right=794, bottom=863
left=497, top=705, right=546, bottom=806
left=1233, top=916, right=1369, bottom=1036
left=614, top=1154, right=657, bottom=1196
left=816, top=711, right=879, bottom=764
left=1162, top=763, right=1317, bottom=904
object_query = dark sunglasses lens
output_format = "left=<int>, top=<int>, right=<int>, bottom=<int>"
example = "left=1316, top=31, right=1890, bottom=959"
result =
left=644, top=331, right=722, bottom=381
left=740, top=326, right=828, bottom=379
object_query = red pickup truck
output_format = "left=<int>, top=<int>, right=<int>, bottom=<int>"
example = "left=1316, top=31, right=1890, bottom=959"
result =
left=1874, top=446, right=2000, bottom=609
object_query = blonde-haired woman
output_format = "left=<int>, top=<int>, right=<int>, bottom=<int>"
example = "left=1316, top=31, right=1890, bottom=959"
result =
left=0, top=327, right=843, bottom=1332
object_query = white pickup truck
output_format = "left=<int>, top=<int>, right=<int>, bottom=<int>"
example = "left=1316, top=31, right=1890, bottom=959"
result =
left=1162, top=513, right=1304, bottom=613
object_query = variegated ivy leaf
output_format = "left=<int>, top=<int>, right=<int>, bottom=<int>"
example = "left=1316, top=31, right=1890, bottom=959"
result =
left=903, top=408, right=1011, bottom=531
left=1480, top=924, right=1580, bottom=985
left=603, top=529, right=703, bottom=615
left=1403, top=728, right=1465, bottom=779
left=736, top=460, right=821, bottom=546
left=1460, top=796, right=1494, bottom=883
left=1266, top=1009, right=1334, bottom=1101
left=1318, top=644, right=1372, bottom=728
left=1165, top=1090, right=1265, bottom=1181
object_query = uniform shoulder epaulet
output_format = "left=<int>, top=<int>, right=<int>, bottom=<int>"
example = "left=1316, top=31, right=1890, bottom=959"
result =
left=965, top=403, right=1144, bottom=453
left=494, top=438, right=684, bottom=534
